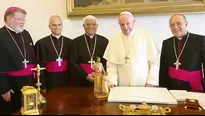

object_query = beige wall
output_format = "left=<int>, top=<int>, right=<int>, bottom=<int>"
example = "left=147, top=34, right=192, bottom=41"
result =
left=1, top=0, right=205, bottom=52
left=0, top=0, right=67, bottom=43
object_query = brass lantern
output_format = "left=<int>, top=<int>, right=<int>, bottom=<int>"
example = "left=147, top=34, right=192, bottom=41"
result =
left=21, top=86, right=39, bottom=115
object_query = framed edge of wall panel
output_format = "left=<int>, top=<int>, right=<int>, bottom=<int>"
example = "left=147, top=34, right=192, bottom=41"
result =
left=67, top=0, right=205, bottom=18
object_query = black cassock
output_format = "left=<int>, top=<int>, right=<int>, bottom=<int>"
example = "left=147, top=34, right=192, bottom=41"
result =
left=35, top=35, right=72, bottom=90
left=70, top=34, right=108, bottom=87
left=159, top=32, right=205, bottom=92
left=0, top=26, right=36, bottom=114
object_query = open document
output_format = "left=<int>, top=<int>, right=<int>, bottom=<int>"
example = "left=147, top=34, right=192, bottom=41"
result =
left=169, top=90, right=205, bottom=110
left=169, top=90, right=192, bottom=101
left=189, top=92, right=205, bottom=110
left=108, top=87, right=177, bottom=104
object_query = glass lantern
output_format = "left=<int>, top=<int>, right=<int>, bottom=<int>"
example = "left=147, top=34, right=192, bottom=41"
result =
left=21, top=86, right=39, bottom=115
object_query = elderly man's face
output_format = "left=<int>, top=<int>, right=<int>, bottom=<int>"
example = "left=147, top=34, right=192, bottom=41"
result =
left=49, top=16, right=63, bottom=36
left=118, top=14, right=135, bottom=36
left=83, top=19, right=98, bottom=36
left=9, top=11, right=26, bottom=33
left=169, top=15, right=188, bottom=38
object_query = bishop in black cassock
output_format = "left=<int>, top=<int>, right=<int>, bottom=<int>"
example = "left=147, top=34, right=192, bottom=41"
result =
left=0, top=7, right=36, bottom=115
left=35, top=35, right=72, bottom=90
left=0, top=26, right=36, bottom=115
left=159, top=14, right=205, bottom=92
left=35, top=15, right=72, bottom=92
left=70, top=34, right=108, bottom=87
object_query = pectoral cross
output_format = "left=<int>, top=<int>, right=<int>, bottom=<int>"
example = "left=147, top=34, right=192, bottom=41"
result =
left=88, top=58, right=95, bottom=68
left=22, top=59, right=29, bottom=68
left=56, top=57, right=62, bottom=66
left=174, top=60, right=181, bottom=70
left=124, top=56, right=130, bottom=64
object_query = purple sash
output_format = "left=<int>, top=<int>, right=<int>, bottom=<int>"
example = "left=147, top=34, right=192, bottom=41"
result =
left=46, top=61, right=68, bottom=72
left=168, top=66, right=203, bottom=92
left=80, top=63, right=94, bottom=74
left=5, top=64, right=36, bottom=76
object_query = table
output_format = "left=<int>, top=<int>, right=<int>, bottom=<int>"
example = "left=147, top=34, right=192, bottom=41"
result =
left=14, top=87, right=205, bottom=115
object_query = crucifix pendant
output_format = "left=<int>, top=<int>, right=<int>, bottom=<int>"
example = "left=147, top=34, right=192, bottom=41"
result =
left=124, top=56, right=129, bottom=64
left=174, top=60, right=181, bottom=70
left=22, top=59, right=29, bottom=68
left=56, top=57, right=62, bottom=66
left=88, top=58, right=95, bottom=68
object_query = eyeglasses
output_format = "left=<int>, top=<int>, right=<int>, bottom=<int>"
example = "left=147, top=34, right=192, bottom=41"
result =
left=12, top=17, right=26, bottom=22
left=169, top=21, right=187, bottom=28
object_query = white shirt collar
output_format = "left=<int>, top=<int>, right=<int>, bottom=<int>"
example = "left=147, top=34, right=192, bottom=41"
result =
left=51, top=33, right=61, bottom=39
left=85, top=33, right=95, bottom=38
left=5, top=24, right=18, bottom=33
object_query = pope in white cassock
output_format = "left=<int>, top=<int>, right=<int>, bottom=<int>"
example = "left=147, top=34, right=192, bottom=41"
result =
left=103, top=11, right=159, bottom=88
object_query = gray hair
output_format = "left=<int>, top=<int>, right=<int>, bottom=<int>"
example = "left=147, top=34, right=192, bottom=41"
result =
left=83, top=15, right=98, bottom=24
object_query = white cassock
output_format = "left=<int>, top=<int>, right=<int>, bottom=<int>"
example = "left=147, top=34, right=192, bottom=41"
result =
left=103, top=30, right=159, bottom=86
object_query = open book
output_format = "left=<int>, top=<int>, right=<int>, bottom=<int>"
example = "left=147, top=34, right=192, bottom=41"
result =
left=169, top=90, right=205, bottom=110
left=169, top=90, right=192, bottom=101
left=108, top=87, right=177, bottom=104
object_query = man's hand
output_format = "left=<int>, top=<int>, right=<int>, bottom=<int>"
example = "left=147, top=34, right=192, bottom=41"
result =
left=86, top=74, right=94, bottom=83
left=41, top=89, right=47, bottom=94
left=108, top=84, right=115, bottom=91
left=145, top=83, right=156, bottom=87
left=1, top=89, right=14, bottom=102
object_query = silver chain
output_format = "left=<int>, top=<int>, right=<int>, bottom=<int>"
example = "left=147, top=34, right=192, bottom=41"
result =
left=6, top=27, right=27, bottom=60
left=49, top=35, right=64, bottom=58
left=84, top=34, right=97, bottom=59
left=173, top=32, right=189, bottom=61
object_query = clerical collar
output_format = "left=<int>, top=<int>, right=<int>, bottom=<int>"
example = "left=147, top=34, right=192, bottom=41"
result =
left=5, top=24, right=19, bottom=34
left=51, top=34, right=61, bottom=39
left=85, top=33, right=95, bottom=38
left=176, top=32, right=188, bottom=40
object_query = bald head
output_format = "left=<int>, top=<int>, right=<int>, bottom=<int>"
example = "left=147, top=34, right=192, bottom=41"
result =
left=169, top=14, right=188, bottom=38
left=169, top=14, right=187, bottom=23
left=118, top=11, right=135, bottom=36
left=48, top=15, right=63, bottom=36
left=49, top=15, right=62, bottom=24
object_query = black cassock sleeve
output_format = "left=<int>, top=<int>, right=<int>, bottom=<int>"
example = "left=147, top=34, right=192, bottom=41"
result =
left=201, top=36, right=205, bottom=92
left=34, top=40, right=46, bottom=89
left=69, top=38, right=88, bottom=86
